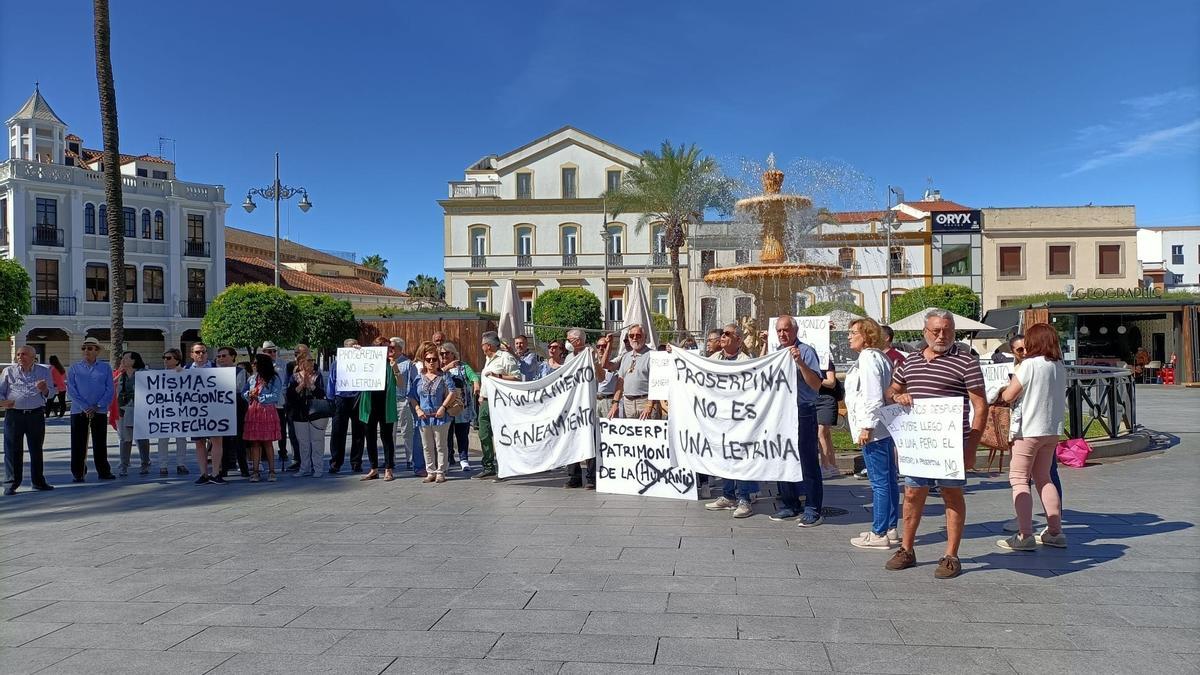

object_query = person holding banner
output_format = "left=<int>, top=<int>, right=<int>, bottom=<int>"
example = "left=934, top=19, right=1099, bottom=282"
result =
left=216, top=347, right=250, bottom=479
left=243, top=353, right=284, bottom=482
left=844, top=319, right=899, bottom=549
left=562, top=329, right=613, bottom=489
left=287, top=351, right=329, bottom=478
left=538, top=340, right=568, bottom=378
left=607, top=324, right=656, bottom=420
left=114, top=351, right=151, bottom=477
left=327, top=338, right=366, bottom=474
left=703, top=323, right=758, bottom=518
left=67, top=337, right=115, bottom=483
left=186, top=343, right=225, bottom=485
left=360, top=337, right=399, bottom=481
left=998, top=323, right=1067, bottom=550
left=768, top=316, right=826, bottom=527
left=156, top=349, right=189, bottom=477
left=474, top=332, right=520, bottom=480
left=410, top=345, right=455, bottom=483
left=884, top=309, right=987, bottom=579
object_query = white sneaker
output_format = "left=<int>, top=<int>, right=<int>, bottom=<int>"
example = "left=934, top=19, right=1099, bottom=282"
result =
left=460, top=460, right=470, bottom=471
left=855, top=468, right=869, bottom=480
left=706, top=496, right=737, bottom=511
left=732, top=501, right=753, bottom=518
left=886, top=528, right=900, bottom=545
left=851, top=531, right=894, bottom=549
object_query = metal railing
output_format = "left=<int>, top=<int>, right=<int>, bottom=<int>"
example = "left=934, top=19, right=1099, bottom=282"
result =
left=183, top=240, right=210, bottom=257
left=470, top=254, right=487, bottom=269
left=30, top=295, right=76, bottom=315
left=652, top=252, right=669, bottom=266
left=606, top=253, right=623, bottom=266
left=516, top=254, right=532, bottom=268
left=179, top=299, right=209, bottom=318
left=32, top=226, right=64, bottom=247
left=562, top=253, right=578, bottom=267
left=1065, top=364, right=1137, bottom=440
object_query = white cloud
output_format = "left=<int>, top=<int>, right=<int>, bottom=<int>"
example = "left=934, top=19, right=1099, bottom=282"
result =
left=1064, top=118, right=1200, bottom=176
left=1122, top=86, right=1198, bottom=113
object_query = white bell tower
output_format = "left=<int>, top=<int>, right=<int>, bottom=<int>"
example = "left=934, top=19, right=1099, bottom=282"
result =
left=7, top=84, right=67, bottom=163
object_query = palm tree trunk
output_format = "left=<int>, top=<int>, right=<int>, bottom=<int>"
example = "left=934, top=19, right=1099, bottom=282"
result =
left=94, top=0, right=124, bottom=367
left=669, top=244, right=687, bottom=334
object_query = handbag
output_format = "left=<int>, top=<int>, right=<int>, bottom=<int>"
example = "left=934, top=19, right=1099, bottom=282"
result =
left=445, top=390, right=465, bottom=417
left=306, top=397, right=335, bottom=421
left=1056, top=438, right=1092, bottom=468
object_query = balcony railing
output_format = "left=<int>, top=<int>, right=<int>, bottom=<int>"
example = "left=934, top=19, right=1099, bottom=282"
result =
left=183, top=240, right=210, bottom=257
left=179, top=299, right=209, bottom=318
left=840, top=262, right=861, bottom=276
left=32, top=226, right=64, bottom=247
left=470, top=255, right=487, bottom=269
left=448, top=181, right=502, bottom=199
left=606, top=253, right=623, bottom=267
left=516, top=254, right=532, bottom=268
left=652, top=252, right=669, bottom=266
left=31, top=295, right=76, bottom=316
left=889, top=260, right=911, bottom=275
left=562, top=253, right=578, bottom=267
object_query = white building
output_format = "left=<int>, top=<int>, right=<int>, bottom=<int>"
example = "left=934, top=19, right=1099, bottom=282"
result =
left=441, top=127, right=673, bottom=329
left=1, top=87, right=227, bottom=363
left=1138, top=226, right=1200, bottom=292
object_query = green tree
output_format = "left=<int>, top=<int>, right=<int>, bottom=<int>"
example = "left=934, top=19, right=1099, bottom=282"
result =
left=360, top=254, right=388, bottom=283
left=201, top=283, right=302, bottom=355
left=889, top=284, right=981, bottom=323
left=293, top=294, right=358, bottom=352
left=531, top=288, right=602, bottom=343
left=606, top=141, right=736, bottom=332
left=802, top=300, right=866, bottom=317
left=406, top=274, right=445, bottom=300
left=0, top=259, right=31, bottom=341
left=94, top=0, right=126, bottom=366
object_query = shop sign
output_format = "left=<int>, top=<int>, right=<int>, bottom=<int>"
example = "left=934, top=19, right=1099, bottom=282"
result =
left=931, top=210, right=981, bottom=232
left=1067, top=287, right=1164, bottom=300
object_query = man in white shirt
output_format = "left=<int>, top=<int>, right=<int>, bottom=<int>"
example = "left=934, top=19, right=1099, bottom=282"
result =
left=474, top=331, right=521, bottom=480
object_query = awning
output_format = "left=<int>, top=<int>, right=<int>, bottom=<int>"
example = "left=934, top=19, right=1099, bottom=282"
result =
left=976, top=308, right=1021, bottom=339
left=889, top=308, right=995, bottom=332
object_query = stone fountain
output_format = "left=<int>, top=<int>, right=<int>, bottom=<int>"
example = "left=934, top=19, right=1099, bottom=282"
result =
left=703, top=157, right=845, bottom=320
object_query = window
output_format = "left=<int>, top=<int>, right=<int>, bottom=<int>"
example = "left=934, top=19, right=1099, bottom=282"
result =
left=84, top=203, right=95, bottom=234
left=1098, top=243, right=1122, bottom=276
left=98, top=204, right=107, bottom=235
left=700, top=297, right=718, bottom=330
left=35, top=198, right=57, bottom=226
left=516, top=173, right=532, bottom=199
left=123, top=207, right=136, bottom=237
left=124, top=264, right=138, bottom=303
left=792, top=293, right=808, bottom=314
left=35, top=259, right=58, bottom=297
left=607, top=225, right=623, bottom=254
left=1172, top=273, right=1184, bottom=285
left=561, top=167, right=577, bottom=199
left=700, top=250, right=716, bottom=276
left=735, top=296, right=752, bottom=320
left=152, top=170, right=168, bottom=180
left=652, top=225, right=667, bottom=254
left=652, top=287, right=669, bottom=316
left=606, top=169, right=622, bottom=194
left=735, top=249, right=750, bottom=264
left=86, top=263, right=109, bottom=302
left=998, top=245, right=1023, bottom=278
left=1048, top=245, right=1072, bottom=277
left=838, top=247, right=855, bottom=270
left=520, top=293, right=534, bottom=324
left=470, top=227, right=487, bottom=256
left=141, top=210, right=151, bottom=239
left=0, top=198, right=6, bottom=244
left=889, top=246, right=905, bottom=274
left=561, top=226, right=578, bottom=255
left=187, top=268, right=206, bottom=302
left=143, top=266, right=164, bottom=304
left=608, top=294, right=624, bottom=324
left=136, top=168, right=148, bottom=178
left=516, top=226, right=533, bottom=256
left=1171, top=245, right=1184, bottom=265
left=470, top=289, right=488, bottom=312
left=941, top=243, right=971, bottom=276
left=154, top=211, right=164, bottom=240
left=187, top=213, right=204, bottom=241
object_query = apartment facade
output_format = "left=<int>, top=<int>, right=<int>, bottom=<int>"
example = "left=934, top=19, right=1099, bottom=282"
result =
left=1138, top=226, right=1200, bottom=292
left=1, top=87, right=227, bottom=362
left=441, top=127, right=674, bottom=328
left=981, top=205, right=1140, bottom=308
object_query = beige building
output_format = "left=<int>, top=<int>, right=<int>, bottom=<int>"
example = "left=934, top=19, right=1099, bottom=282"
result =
left=982, top=206, right=1140, bottom=309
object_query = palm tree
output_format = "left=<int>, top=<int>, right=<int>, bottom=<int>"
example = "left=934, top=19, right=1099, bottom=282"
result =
left=360, top=254, right=389, bottom=283
left=406, top=274, right=445, bottom=300
left=606, top=141, right=735, bottom=332
left=94, top=0, right=125, bottom=365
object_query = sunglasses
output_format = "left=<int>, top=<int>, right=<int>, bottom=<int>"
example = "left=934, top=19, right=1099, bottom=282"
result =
left=628, top=334, right=644, bottom=339
left=192, top=350, right=207, bottom=354
left=722, top=331, right=737, bottom=337
left=424, top=357, right=439, bottom=362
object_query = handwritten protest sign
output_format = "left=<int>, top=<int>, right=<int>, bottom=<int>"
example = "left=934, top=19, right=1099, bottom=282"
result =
left=981, top=362, right=1015, bottom=404
left=768, top=315, right=831, bottom=367
left=488, top=348, right=598, bottom=478
left=881, top=396, right=965, bottom=480
left=335, top=346, right=387, bottom=392
left=647, top=352, right=673, bottom=401
left=666, top=348, right=802, bottom=482
left=597, top=419, right=696, bottom=500
left=133, top=368, right=237, bottom=440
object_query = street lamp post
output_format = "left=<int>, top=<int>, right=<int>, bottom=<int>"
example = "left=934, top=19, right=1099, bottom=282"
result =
left=242, top=152, right=312, bottom=287
left=600, top=196, right=610, bottom=330
left=882, top=186, right=904, bottom=323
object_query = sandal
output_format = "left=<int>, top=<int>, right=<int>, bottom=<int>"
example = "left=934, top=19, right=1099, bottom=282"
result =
left=361, top=469, right=379, bottom=481
left=249, top=472, right=260, bottom=483
left=384, top=469, right=394, bottom=482
left=267, top=472, right=277, bottom=482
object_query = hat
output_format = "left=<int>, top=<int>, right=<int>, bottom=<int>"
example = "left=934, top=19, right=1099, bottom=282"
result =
left=82, top=337, right=102, bottom=347
left=261, top=341, right=279, bottom=350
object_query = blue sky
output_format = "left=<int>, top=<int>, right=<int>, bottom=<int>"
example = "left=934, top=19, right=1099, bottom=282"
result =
left=3, top=1, right=1198, bottom=288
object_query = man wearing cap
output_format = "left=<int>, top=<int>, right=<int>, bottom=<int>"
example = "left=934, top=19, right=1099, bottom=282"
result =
left=185, top=342, right=225, bottom=484
left=327, top=338, right=366, bottom=473
left=67, top=337, right=115, bottom=482
left=2, top=345, right=57, bottom=495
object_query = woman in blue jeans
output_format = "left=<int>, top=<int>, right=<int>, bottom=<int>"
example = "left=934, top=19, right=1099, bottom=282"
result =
left=844, top=318, right=900, bottom=549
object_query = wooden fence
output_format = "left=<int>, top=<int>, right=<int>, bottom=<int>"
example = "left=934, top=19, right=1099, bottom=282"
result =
left=358, top=316, right=498, bottom=375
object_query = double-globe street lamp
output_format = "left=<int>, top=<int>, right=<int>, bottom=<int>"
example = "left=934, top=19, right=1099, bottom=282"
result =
left=242, top=152, right=312, bottom=287
left=871, top=185, right=904, bottom=323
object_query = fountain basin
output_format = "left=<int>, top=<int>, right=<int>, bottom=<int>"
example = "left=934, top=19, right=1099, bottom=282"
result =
left=704, top=263, right=845, bottom=319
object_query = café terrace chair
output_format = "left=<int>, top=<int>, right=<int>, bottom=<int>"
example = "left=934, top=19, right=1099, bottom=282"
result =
left=1145, top=360, right=1162, bottom=384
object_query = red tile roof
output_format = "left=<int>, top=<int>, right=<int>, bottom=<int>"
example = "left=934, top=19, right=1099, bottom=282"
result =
left=79, top=148, right=174, bottom=165
left=226, top=255, right=407, bottom=297
left=828, top=209, right=922, bottom=224
left=65, top=133, right=82, bottom=141
left=900, top=199, right=972, bottom=212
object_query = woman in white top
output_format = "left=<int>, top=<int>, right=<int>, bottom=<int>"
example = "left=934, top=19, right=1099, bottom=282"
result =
left=998, top=323, right=1068, bottom=550
left=844, top=318, right=899, bottom=550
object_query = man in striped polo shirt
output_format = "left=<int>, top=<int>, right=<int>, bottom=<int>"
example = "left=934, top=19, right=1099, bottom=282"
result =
left=884, top=309, right=988, bottom=579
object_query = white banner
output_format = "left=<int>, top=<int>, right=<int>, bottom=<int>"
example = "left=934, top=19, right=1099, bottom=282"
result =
left=597, top=419, right=696, bottom=500
left=133, top=368, right=237, bottom=440
left=768, top=316, right=831, bottom=368
left=981, top=362, right=1015, bottom=404
left=881, top=396, right=966, bottom=480
left=489, top=348, right=599, bottom=478
left=666, top=348, right=802, bottom=482
left=647, top=351, right=673, bottom=401
left=335, top=347, right=387, bottom=392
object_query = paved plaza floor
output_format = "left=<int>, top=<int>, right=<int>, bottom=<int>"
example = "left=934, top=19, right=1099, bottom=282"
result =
left=1, top=387, right=1198, bottom=674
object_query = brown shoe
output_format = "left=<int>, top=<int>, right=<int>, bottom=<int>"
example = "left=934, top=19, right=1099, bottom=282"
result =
left=434, top=474, right=446, bottom=484
left=360, top=470, right=379, bottom=481
left=885, top=547, right=916, bottom=571
left=934, top=555, right=961, bottom=579
left=422, top=475, right=435, bottom=483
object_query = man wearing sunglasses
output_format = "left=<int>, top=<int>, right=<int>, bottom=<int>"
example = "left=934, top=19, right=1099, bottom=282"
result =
left=185, top=343, right=224, bottom=484
left=67, top=337, right=115, bottom=482
left=605, top=324, right=656, bottom=420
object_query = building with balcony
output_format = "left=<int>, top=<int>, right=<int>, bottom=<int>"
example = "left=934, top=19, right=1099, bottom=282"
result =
left=1138, top=225, right=1200, bottom=293
left=1, top=86, right=227, bottom=363
left=441, top=127, right=676, bottom=329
